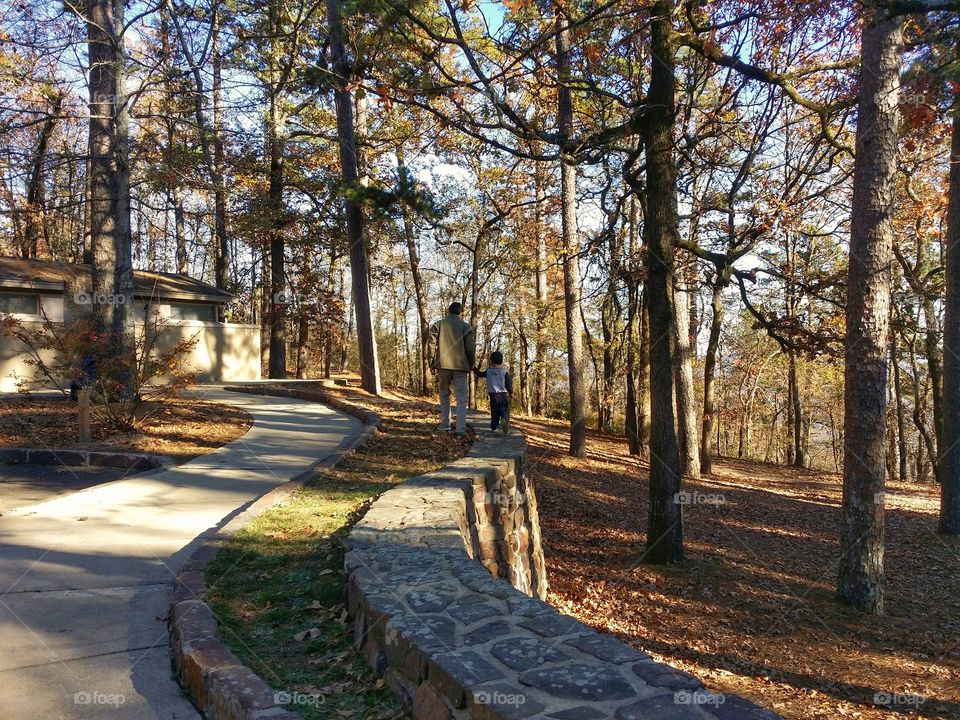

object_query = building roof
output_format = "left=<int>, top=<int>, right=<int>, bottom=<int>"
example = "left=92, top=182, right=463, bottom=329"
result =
left=0, top=257, right=233, bottom=303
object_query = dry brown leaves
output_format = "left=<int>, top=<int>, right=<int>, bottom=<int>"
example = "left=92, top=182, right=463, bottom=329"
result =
left=516, top=417, right=960, bottom=720
left=0, top=395, right=251, bottom=462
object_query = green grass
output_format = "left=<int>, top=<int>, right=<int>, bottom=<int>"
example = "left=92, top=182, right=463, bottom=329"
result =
left=203, top=397, right=469, bottom=719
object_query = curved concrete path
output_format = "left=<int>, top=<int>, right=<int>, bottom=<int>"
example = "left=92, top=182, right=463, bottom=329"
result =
left=0, top=387, right=363, bottom=719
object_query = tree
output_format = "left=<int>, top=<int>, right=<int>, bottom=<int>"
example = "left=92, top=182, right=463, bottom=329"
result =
left=673, top=277, right=700, bottom=478
left=327, top=0, right=381, bottom=394
left=643, top=0, right=684, bottom=564
left=168, top=0, right=231, bottom=292
left=554, top=2, right=587, bottom=458
left=87, top=0, right=134, bottom=358
left=837, top=3, right=902, bottom=615
left=940, top=83, right=960, bottom=533
left=396, top=152, right=431, bottom=394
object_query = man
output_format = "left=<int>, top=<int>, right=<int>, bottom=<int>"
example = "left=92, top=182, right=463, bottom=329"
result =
left=428, top=301, right=475, bottom=436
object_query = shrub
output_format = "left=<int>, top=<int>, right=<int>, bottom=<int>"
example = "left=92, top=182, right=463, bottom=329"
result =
left=0, top=309, right=199, bottom=430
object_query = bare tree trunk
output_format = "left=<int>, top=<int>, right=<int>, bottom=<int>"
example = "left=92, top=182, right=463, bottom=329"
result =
left=339, top=268, right=352, bottom=374
left=324, top=247, right=339, bottom=378
left=397, top=150, right=430, bottom=394
left=88, top=0, right=119, bottom=334
left=838, top=5, right=900, bottom=614
left=921, top=294, right=943, bottom=482
left=296, top=305, right=309, bottom=378
left=908, top=341, right=938, bottom=481
left=173, top=188, right=187, bottom=274
left=328, top=0, right=380, bottom=394
left=555, top=4, right=587, bottom=457
left=260, top=253, right=270, bottom=372
left=626, top=281, right=641, bottom=455
left=892, top=334, right=909, bottom=482
left=295, top=245, right=311, bottom=379
left=112, top=0, right=133, bottom=356
left=534, top=163, right=549, bottom=415
left=643, top=0, right=683, bottom=563
left=24, top=95, right=61, bottom=259
left=625, top=195, right=641, bottom=455
left=171, top=0, right=229, bottom=291
left=600, top=291, right=615, bottom=431
left=639, top=287, right=651, bottom=456
left=940, top=85, right=960, bottom=534
left=211, top=1, right=229, bottom=292
left=517, top=315, right=531, bottom=415
left=788, top=350, right=806, bottom=467
left=700, top=277, right=724, bottom=473
left=267, top=123, right=285, bottom=378
left=468, top=230, right=482, bottom=408
left=674, top=280, right=700, bottom=479
left=784, top=232, right=802, bottom=467
left=87, top=0, right=133, bottom=374
left=265, top=0, right=286, bottom=379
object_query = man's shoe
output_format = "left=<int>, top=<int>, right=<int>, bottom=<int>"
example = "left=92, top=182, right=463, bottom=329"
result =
left=500, top=420, right=509, bottom=434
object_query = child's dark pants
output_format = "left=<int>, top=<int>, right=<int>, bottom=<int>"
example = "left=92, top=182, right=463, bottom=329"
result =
left=489, top=392, right=510, bottom=430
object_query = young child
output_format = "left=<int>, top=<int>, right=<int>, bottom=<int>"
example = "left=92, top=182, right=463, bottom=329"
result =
left=474, top=351, right=512, bottom=433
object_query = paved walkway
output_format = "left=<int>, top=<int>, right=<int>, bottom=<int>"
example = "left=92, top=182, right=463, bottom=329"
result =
left=0, top=465, right=141, bottom=514
left=0, top=387, right=363, bottom=719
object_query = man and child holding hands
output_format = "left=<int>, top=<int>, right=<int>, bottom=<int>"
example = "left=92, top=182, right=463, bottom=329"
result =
left=428, top=302, right=512, bottom=437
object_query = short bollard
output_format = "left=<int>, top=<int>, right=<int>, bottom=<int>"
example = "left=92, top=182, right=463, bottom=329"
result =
left=78, top=389, right=91, bottom=443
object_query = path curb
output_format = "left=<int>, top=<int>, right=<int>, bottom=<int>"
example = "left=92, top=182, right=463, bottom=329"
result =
left=0, top=447, right=174, bottom=471
left=169, top=386, right=380, bottom=720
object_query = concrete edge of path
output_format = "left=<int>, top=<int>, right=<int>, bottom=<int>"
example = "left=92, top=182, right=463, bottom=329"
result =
left=0, top=447, right=175, bottom=471
left=169, top=385, right=381, bottom=720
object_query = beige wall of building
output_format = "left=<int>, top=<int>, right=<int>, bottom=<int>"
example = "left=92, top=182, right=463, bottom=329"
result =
left=0, top=318, right=261, bottom=393
left=0, top=319, right=60, bottom=393
left=150, top=322, right=261, bottom=385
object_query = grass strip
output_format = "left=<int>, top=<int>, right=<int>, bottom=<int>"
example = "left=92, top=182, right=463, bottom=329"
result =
left=204, top=393, right=469, bottom=719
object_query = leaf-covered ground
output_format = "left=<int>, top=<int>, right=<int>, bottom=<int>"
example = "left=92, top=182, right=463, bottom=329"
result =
left=0, top=395, right=251, bottom=462
left=516, top=416, right=960, bottom=720
left=204, top=388, right=470, bottom=720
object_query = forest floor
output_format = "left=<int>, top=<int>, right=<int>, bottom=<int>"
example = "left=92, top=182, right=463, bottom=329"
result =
left=515, top=416, right=960, bottom=720
left=0, top=394, right=252, bottom=462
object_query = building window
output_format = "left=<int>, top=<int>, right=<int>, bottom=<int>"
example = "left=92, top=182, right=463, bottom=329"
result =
left=0, top=293, right=40, bottom=315
left=168, top=303, right=216, bottom=322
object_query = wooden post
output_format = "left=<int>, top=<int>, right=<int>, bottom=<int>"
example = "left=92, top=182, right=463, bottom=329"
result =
left=78, top=389, right=91, bottom=444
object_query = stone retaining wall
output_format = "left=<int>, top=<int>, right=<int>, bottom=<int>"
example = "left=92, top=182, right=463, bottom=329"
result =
left=345, top=425, right=782, bottom=720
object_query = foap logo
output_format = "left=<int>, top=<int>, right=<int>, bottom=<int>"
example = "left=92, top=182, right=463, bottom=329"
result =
left=274, top=690, right=325, bottom=707
left=73, top=291, right=127, bottom=307
left=874, top=691, right=925, bottom=709
left=92, top=92, right=123, bottom=105
left=674, top=490, right=725, bottom=506
left=473, top=689, right=526, bottom=708
left=900, top=90, right=931, bottom=108
left=485, top=489, right=528, bottom=507
left=74, top=691, right=126, bottom=707
left=674, top=690, right=725, bottom=707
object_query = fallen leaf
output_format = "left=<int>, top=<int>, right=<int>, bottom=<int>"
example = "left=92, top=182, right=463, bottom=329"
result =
left=294, top=627, right=322, bottom=642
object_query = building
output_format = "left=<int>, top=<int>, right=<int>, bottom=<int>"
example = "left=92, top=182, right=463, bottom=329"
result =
left=0, top=257, right=261, bottom=392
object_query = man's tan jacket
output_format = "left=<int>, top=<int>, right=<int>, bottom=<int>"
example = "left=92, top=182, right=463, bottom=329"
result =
left=428, top=313, right=476, bottom=371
